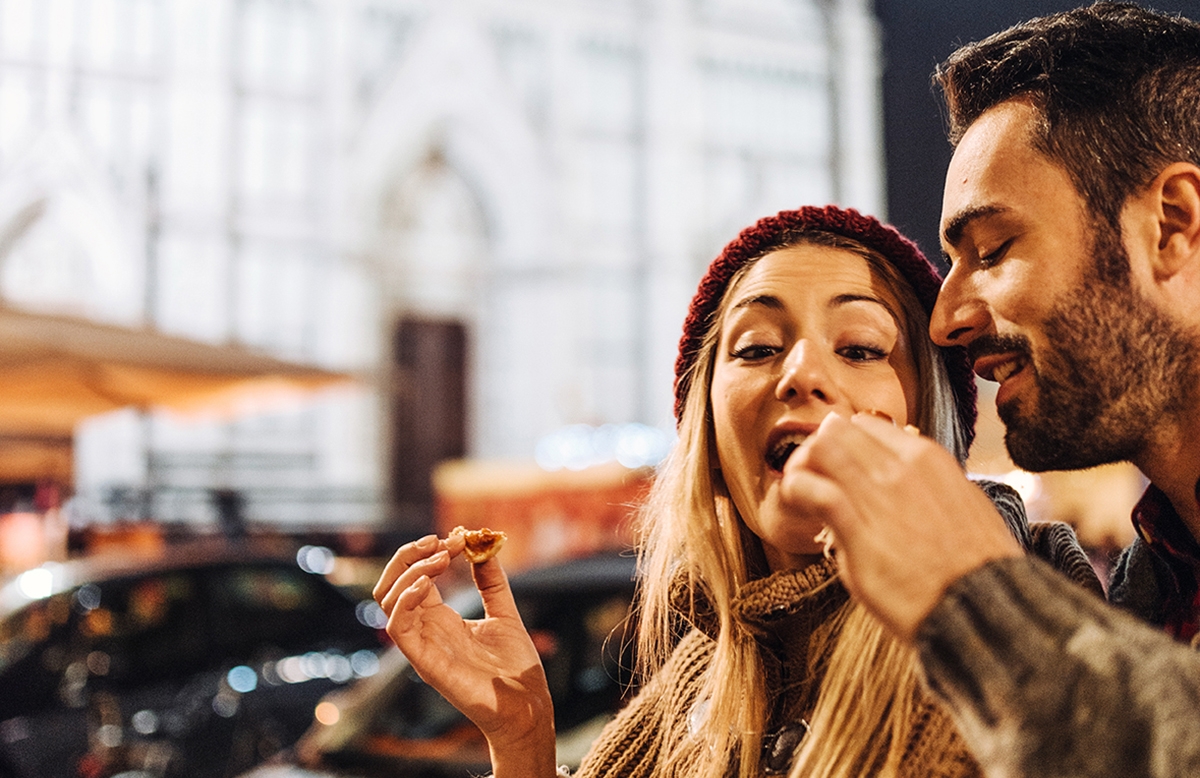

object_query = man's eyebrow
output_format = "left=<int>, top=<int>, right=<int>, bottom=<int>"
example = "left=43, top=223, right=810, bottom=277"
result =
left=942, top=204, right=1008, bottom=248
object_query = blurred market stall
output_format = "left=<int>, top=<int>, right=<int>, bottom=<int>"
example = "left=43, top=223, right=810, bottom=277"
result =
left=0, top=302, right=354, bottom=573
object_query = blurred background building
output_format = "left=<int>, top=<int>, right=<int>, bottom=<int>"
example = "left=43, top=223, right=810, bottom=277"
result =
left=3, top=3, right=1198, bottom=775
left=0, top=0, right=1191, bottom=568
left=0, top=0, right=884, bottom=542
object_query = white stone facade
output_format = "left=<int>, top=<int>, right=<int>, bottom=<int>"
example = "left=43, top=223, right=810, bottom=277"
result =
left=0, top=0, right=884, bottom=528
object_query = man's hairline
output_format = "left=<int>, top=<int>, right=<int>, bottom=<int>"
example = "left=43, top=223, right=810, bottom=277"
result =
left=940, top=97, right=1089, bottom=258
left=945, top=93, right=1178, bottom=244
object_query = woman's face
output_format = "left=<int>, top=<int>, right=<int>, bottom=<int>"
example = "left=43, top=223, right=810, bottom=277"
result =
left=710, top=244, right=920, bottom=571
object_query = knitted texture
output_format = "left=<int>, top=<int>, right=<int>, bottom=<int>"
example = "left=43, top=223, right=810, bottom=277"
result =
left=731, top=555, right=840, bottom=626
left=1028, top=521, right=1106, bottom=598
left=560, top=485, right=1096, bottom=778
left=571, top=565, right=984, bottom=778
left=573, top=628, right=710, bottom=777
left=1108, top=536, right=1173, bottom=626
left=918, top=555, right=1200, bottom=778
left=673, top=205, right=977, bottom=448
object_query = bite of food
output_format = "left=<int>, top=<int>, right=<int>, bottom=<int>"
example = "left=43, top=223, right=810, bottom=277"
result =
left=450, top=525, right=508, bottom=564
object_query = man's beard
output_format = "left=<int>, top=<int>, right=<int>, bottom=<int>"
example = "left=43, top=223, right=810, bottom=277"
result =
left=983, top=226, right=1199, bottom=472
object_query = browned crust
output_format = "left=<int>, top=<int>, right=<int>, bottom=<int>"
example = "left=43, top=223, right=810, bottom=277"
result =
left=450, top=525, right=507, bottom=564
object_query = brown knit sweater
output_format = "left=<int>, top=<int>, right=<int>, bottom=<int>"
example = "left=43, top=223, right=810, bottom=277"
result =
left=571, top=557, right=981, bottom=778
left=564, top=483, right=1103, bottom=778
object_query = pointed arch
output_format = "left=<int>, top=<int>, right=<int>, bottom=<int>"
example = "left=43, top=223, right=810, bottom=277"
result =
left=344, top=11, right=559, bottom=460
left=346, top=11, right=553, bottom=270
left=0, top=126, right=143, bottom=324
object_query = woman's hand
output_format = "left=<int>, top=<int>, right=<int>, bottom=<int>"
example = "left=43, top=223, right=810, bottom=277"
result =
left=373, top=533, right=557, bottom=776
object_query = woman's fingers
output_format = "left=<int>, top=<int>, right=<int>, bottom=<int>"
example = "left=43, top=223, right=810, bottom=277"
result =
left=471, top=557, right=524, bottom=622
left=386, top=573, right=439, bottom=635
left=377, top=549, right=447, bottom=613
left=373, top=534, right=439, bottom=602
left=376, top=546, right=451, bottom=614
left=374, top=532, right=471, bottom=612
left=370, top=536, right=556, bottom=756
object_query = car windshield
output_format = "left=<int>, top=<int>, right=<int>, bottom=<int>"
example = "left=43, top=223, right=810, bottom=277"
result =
left=0, top=560, right=378, bottom=720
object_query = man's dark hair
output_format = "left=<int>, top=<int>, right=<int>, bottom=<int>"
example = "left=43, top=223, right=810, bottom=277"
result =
left=936, top=2, right=1200, bottom=239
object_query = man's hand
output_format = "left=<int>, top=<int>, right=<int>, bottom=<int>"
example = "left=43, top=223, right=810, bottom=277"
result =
left=781, top=412, right=1023, bottom=640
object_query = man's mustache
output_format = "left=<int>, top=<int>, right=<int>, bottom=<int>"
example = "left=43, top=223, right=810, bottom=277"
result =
left=965, top=333, right=1032, bottom=365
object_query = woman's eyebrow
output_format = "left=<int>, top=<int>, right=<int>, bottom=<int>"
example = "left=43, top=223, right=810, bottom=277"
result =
left=831, top=292, right=889, bottom=309
left=732, top=292, right=897, bottom=317
left=730, top=293, right=785, bottom=312
left=830, top=293, right=902, bottom=323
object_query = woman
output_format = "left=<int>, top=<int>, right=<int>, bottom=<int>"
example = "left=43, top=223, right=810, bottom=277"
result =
left=373, top=206, right=1102, bottom=778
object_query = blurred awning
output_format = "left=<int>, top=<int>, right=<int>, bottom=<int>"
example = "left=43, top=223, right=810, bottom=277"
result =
left=0, top=304, right=357, bottom=441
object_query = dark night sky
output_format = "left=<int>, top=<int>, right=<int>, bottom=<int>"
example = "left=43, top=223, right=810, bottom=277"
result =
left=873, top=0, right=1200, bottom=265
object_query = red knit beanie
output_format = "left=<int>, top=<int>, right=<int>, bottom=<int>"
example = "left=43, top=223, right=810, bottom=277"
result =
left=673, top=205, right=976, bottom=448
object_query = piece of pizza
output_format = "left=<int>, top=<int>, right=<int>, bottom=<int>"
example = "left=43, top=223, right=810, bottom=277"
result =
left=450, top=525, right=508, bottom=564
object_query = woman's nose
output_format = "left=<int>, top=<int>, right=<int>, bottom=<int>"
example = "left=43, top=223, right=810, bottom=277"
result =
left=775, top=340, right=834, bottom=404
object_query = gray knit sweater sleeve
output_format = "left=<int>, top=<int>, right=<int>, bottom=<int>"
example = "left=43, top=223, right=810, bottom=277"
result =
left=917, top=555, right=1200, bottom=778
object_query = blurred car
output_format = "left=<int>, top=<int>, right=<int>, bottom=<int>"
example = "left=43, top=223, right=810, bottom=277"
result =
left=238, top=551, right=640, bottom=778
left=0, top=539, right=392, bottom=778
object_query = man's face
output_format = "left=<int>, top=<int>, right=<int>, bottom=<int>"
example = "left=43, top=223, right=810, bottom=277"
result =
left=932, top=99, right=1198, bottom=471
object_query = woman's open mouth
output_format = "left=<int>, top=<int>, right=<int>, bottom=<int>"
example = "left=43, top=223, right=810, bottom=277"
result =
left=766, top=433, right=808, bottom=472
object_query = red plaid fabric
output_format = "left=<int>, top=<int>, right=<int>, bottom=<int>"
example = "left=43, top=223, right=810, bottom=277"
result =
left=1131, top=484, right=1200, bottom=642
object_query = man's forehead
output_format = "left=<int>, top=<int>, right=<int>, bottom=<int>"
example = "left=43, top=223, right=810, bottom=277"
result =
left=944, top=103, right=1039, bottom=195
left=952, top=98, right=1042, bottom=160
left=940, top=101, right=1060, bottom=244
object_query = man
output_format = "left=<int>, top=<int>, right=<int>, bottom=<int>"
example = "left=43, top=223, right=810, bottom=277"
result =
left=782, top=3, right=1200, bottom=776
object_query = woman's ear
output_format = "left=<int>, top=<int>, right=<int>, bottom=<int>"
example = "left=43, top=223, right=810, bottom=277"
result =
left=1149, top=162, right=1200, bottom=280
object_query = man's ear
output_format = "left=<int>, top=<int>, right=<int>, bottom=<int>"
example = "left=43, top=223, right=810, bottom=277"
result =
left=1148, top=162, right=1200, bottom=280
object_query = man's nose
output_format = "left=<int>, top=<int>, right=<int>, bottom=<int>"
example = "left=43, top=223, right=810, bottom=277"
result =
left=930, top=267, right=988, bottom=347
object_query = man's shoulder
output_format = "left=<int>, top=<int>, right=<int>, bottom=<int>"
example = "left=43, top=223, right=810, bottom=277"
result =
left=971, top=477, right=1032, bottom=549
left=1109, top=537, right=1172, bottom=626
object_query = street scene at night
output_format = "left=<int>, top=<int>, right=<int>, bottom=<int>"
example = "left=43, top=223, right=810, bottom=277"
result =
left=2, top=2, right=1200, bottom=777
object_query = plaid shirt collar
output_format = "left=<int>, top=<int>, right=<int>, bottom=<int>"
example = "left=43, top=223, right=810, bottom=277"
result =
left=1131, top=483, right=1200, bottom=642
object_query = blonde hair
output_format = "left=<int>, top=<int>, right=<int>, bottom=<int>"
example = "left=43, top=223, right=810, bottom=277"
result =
left=634, top=232, right=967, bottom=778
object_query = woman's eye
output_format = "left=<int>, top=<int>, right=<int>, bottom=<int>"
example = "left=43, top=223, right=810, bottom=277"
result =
left=731, top=344, right=779, bottom=361
left=839, top=344, right=887, bottom=362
